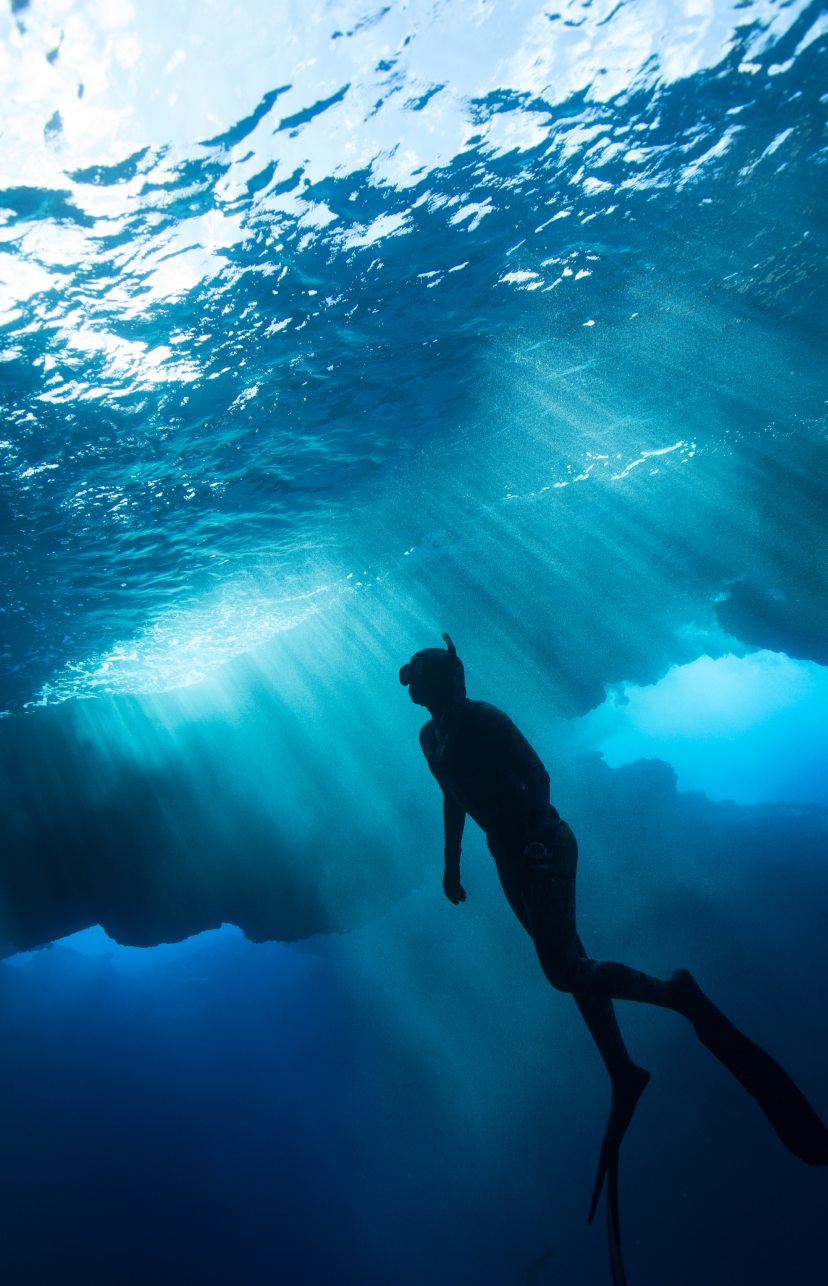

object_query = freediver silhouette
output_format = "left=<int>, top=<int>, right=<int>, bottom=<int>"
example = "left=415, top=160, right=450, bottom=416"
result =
left=399, top=635, right=828, bottom=1286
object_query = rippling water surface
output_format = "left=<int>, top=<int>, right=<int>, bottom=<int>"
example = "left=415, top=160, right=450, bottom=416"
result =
left=2, top=0, right=825, bottom=708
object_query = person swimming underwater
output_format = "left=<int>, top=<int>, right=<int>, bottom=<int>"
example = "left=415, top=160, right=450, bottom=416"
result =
left=400, top=634, right=828, bottom=1286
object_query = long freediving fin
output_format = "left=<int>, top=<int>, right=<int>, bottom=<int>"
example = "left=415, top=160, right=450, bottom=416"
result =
left=588, top=1066, right=650, bottom=1285
left=605, top=1145, right=628, bottom=1286
left=588, top=1065, right=650, bottom=1224
left=668, top=970, right=828, bottom=1167
left=588, top=1133, right=610, bottom=1226
left=588, top=1134, right=628, bottom=1286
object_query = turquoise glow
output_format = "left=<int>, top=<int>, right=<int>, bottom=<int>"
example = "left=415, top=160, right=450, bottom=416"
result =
left=570, top=651, right=828, bottom=804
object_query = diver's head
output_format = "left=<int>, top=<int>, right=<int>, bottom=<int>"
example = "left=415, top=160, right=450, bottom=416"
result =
left=399, top=633, right=466, bottom=715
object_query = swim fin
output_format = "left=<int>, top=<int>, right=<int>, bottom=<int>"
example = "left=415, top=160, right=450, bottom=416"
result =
left=588, top=1132, right=629, bottom=1286
left=668, top=969, right=828, bottom=1167
left=588, top=1066, right=650, bottom=1286
left=606, top=1145, right=627, bottom=1286
left=588, top=1065, right=650, bottom=1223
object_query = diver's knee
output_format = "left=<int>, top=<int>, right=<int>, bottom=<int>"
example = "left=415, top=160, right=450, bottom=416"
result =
left=538, top=952, right=579, bottom=994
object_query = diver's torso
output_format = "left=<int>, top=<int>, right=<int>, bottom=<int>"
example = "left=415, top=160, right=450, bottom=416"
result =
left=419, top=699, right=557, bottom=840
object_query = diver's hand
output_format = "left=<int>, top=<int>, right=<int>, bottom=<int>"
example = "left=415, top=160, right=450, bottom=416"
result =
left=442, top=870, right=466, bottom=904
left=443, top=847, right=465, bottom=904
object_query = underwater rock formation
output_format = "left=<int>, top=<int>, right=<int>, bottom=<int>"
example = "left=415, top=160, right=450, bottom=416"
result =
left=0, top=655, right=435, bottom=953
left=716, top=583, right=828, bottom=669
left=2, top=668, right=825, bottom=960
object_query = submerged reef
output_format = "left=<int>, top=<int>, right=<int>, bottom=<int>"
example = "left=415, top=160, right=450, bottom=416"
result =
left=716, top=583, right=828, bottom=669
left=1, top=679, right=825, bottom=957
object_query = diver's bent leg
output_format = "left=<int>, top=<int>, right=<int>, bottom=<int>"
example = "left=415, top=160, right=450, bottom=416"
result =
left=526, top=883, right=669, bottom=1008
left=572, top=931, right=638, bottom=1084
left=520, top=831, right=652, bottom=1242
left=572, top=958, right=669, bottom=1008
left=574, top=990, right=636, bottom=1083
left=577, top=986, right=651, bottom=1226
left=521, top=824, right=670, bottom=1008
left=575, top=989, right=650, bottom=1280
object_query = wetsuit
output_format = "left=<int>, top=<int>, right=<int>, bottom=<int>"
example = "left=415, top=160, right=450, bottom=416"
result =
left=420, top=698, right=667, bottom=1033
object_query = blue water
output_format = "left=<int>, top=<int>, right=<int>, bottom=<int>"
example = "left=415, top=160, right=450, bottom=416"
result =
left=1, top=1, right=827, bottom=1282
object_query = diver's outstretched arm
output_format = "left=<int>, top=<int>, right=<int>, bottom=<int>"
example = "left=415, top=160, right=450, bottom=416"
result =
left=442, top=791, right=466, bottom=904
left=442, top=790, right=465, bottom=853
